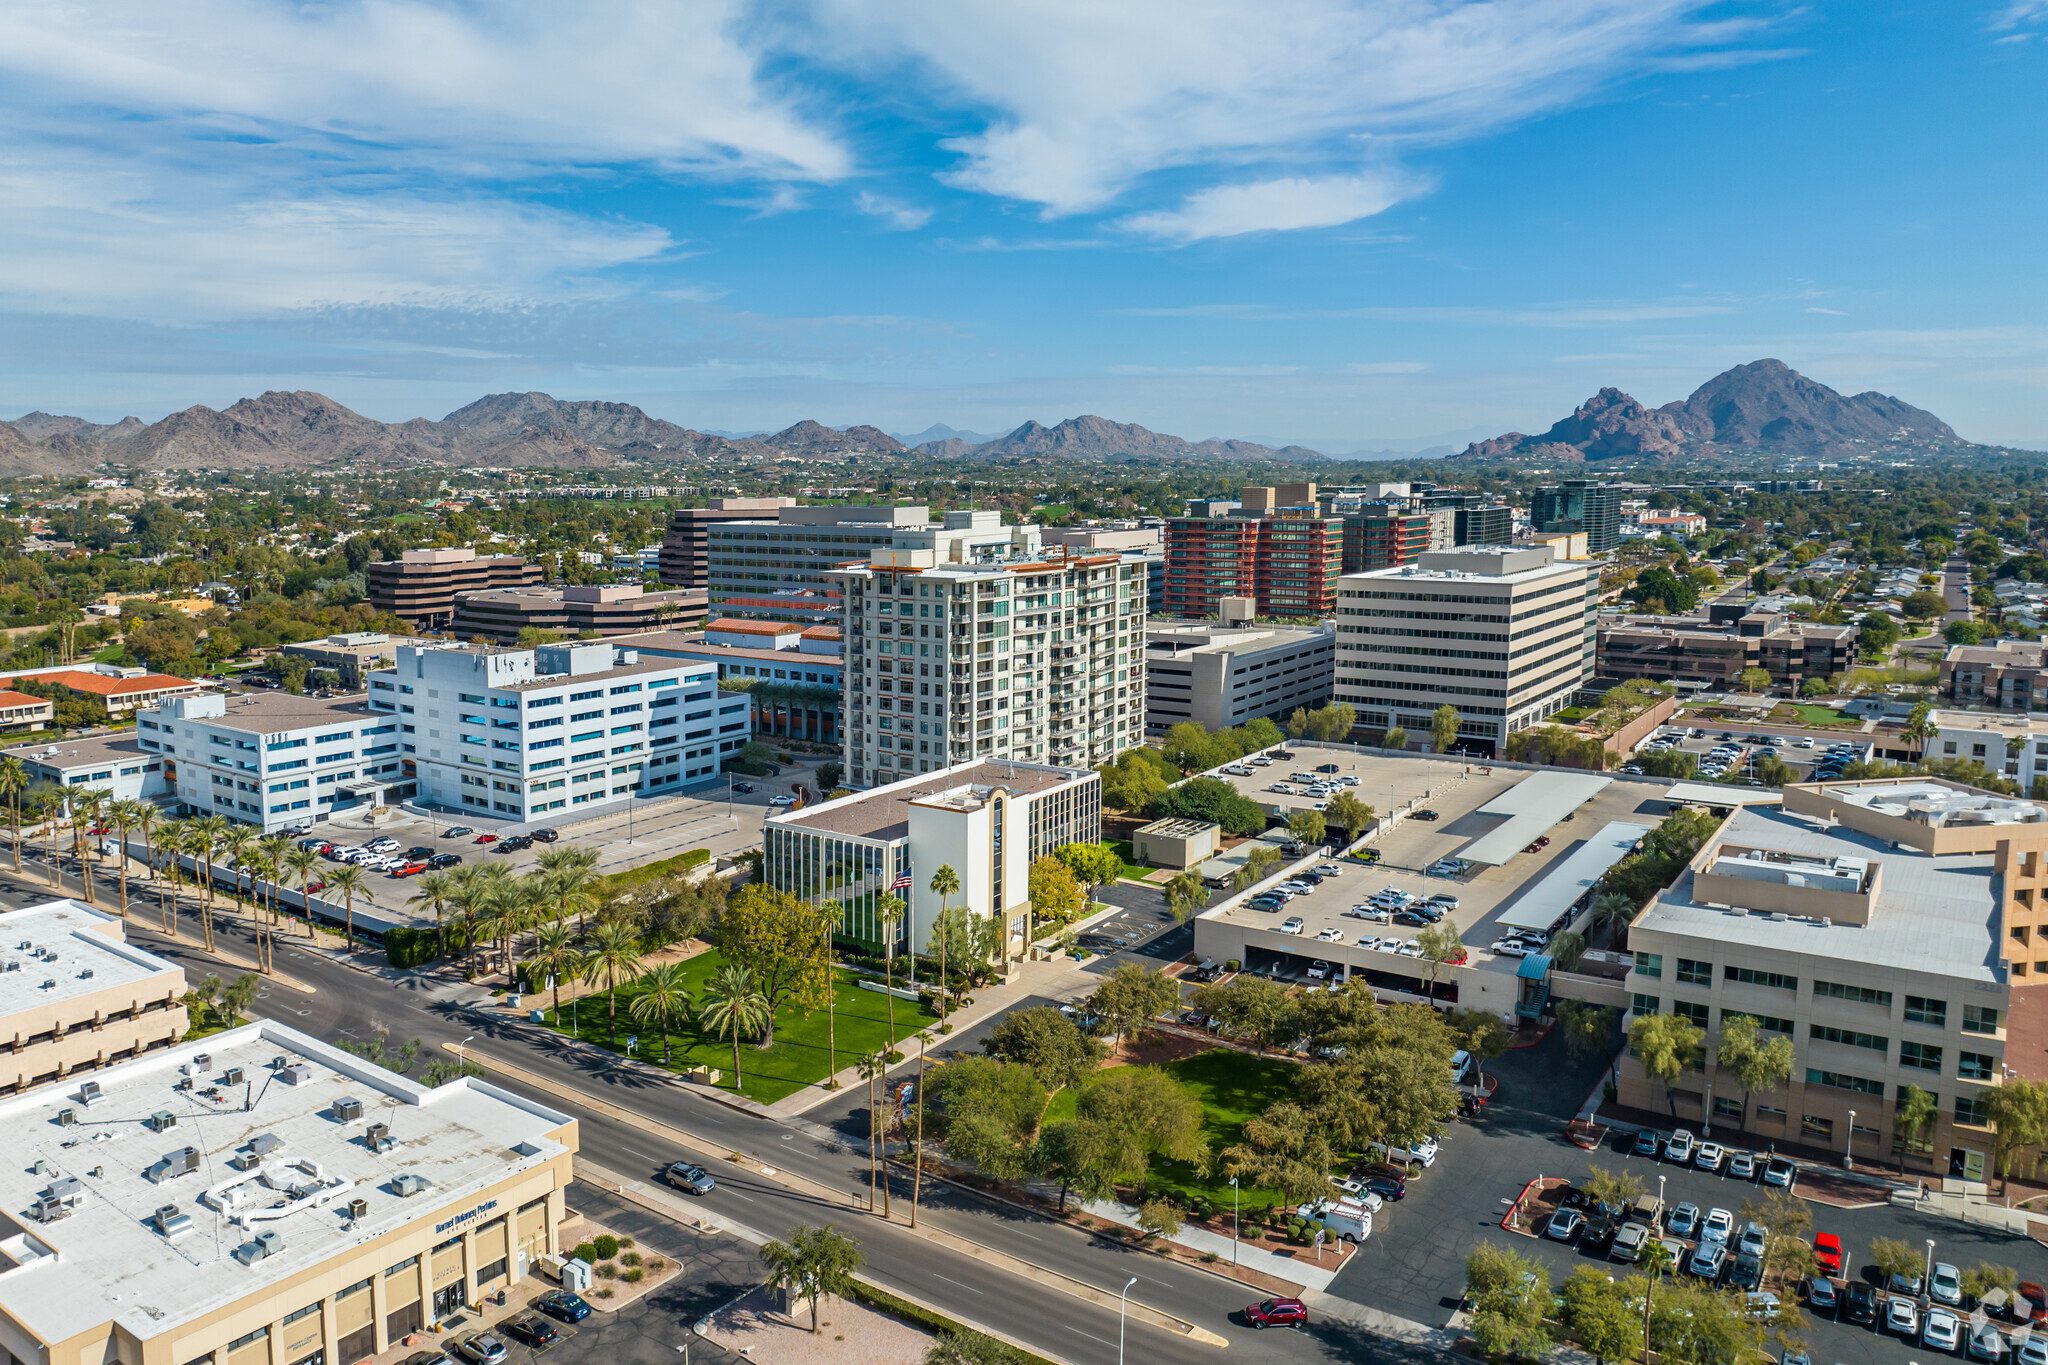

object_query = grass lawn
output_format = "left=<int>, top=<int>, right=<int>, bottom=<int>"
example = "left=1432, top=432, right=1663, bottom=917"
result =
left=1103, top=840, right=1153, bottom=881
left=543, top=947, right=939, bottom=1104
left=1775, top=703, right=1859, bottom=726
left=1046, top=1047, right=1307, bottom=1213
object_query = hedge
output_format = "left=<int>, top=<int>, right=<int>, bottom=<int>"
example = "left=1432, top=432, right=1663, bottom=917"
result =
left=383, top=926, right=441, bottom=970
left=677, top=848, right=710, bottom=870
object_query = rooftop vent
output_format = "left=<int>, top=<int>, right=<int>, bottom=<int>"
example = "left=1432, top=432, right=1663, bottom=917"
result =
left=249, top=1132, right=283, bottom=1156
left=391, top=1173, right=428, bottom=1198
left=78, top=1081, right=101, bottom=1104
left=1768, top=912, right=1790, bottom=922
left=223, top=1067, right=245, bottom=1086
left=38, top=979, right=54, bottom=991
left=77, top=968, right=92, bottom=980
left=153, top=1204, right=194, bottom=1238
left=332, top=1097, right=363, bottom=1122
left=279, top=1063, right=313, bottom=1086
left=345, top=1196, right=368, bottom=1220
left=364, top=1122, right=394, bottom=1154
left=144, top=1110, right=176, bottom=1133
left=56, top=1109, right=76, bottom=1126
left=193, top=1053, right=210, bottom=1070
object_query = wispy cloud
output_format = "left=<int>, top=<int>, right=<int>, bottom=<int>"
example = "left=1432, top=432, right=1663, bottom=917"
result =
left=855, top=192, right=934, bottom=231
left=1121, top=171, right=1422, bottom=241
left=1989, top=0, right=2048, bottom=30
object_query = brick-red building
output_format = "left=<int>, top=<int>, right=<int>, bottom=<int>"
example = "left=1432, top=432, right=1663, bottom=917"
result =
left=1164, top=510, right=1340, bottom=618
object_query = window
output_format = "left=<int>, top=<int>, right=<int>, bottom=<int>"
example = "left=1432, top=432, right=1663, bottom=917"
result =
left=610, top=683, right=642, bottom=695
left=1755, top=1105, right=1786, bottom=1123
left=1806, top=1068, right=1884, bottom=1095
left=1957, top=1094, right=1991, bottom=1126
left=1631, top=993, right=1659, bottom=1016
left=1634, top=952, right=1662, bottom=979
left=570, top=689, right=602, bottom=702
left=1959, top=1051, right=1995, bottom=1082
left=1725, top=1012, right=1794, bottom=1035
left=1899, top=1041, right=1943, bottom=1073
left=1800, top=1114, right=1835, bottom=1141
left=1675, top=958, right=1711, bottom=986
left=1713, top=1096, right=1743, bottom=1119
left=1724, top=965, right=1797, bottom=990
left=282, top=1303, right=321, bottom=1326
left=1810, top=1024, right=1888, bottom=1053
left=1673, top=1000, right=1709, bottom=1028
left=1905, top=996, right=1948, bottom=1028
left=1964, top=1005, right=2001, bottom=1035
left=1815, top=980, right=1891, bottom=1008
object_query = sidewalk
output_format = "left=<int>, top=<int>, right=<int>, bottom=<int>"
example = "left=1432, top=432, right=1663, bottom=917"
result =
left=1076, top=1196, right=1349, bottom=1293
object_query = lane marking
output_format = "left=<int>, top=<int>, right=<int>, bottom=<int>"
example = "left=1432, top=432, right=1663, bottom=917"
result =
left=1065, top=1326, right=1114, bottom=1347
left=933, top=1273, right=984, bottom=1295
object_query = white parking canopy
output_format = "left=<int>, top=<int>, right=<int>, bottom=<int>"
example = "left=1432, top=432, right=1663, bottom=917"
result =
left=1455, top=771, right=1613, bottom=867
left=1494, top=820, right=1652, bottom=933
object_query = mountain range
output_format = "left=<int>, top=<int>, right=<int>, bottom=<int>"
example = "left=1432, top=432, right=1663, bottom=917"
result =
left=1460, top=359, right=1958, bottom=462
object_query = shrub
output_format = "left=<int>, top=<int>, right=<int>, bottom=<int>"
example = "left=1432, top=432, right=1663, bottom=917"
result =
left=619, top=1236, right=635, bottom=1248
left=382, top=926, right=440, bottom=970
left=621, top=1251, right=642, bottom=1267
left=572, top=1242, right=598, bottom=1264
left=1224, top=959, right=1240, bottom=973
left=622, top=1268, right=644, bottom=1283
left=593, top=1233, right=620, bottom=1259
left=596, top=1262, right=618, bottom=1279
left=647, top=1257, right=666, bottom=1271
left=597, top=1289, right=614, bottom=1299
left=676, top=848, right=710, bottom=871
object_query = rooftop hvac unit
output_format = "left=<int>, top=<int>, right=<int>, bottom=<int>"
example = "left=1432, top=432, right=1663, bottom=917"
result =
left=364, top=1122, right=394, bottom=1153
left=234, top=1231, right=285, bottom=1266
left=332, top=1096, right=363, bottom=1122
left=280, top=1063, right=313, bottom=1086
left=144, top=1110, right=177, bottom=1133
left=145, top=1147, right=199, bottom=1184
left=249, top=1132, right=283, bottom=1156
left=78, top=1081, right=101, bottom=1104
left=272, top=1055, right=290, bottom=1069
left=38, top=979, right=54, bottom=991
left=345, top=1196, right=368, bottom=1220
left=3, top=962, right=16, bottom=972
left=56, top=1108, right=76, bottom=1127
left=192, top=1053, right=210, bottom=1070
left=391, top=1173, right=428, bottom=1197
left=13, top=941, right=25, bottom=951
left=223, top=1067, right=245, bottom=1086
left=176, top=1077, right=193, bottom=1091
left=77, top=968, right=92, bottom=980
left=153, top=1204, right=193, bottom=1238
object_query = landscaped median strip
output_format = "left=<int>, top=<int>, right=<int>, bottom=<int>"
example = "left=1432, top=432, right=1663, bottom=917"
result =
left=440, top=1043, right=1230, bottom=1350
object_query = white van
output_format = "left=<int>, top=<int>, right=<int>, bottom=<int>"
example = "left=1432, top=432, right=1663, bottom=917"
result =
left=1297, top=1197, right=1374, bottom=1243
left=1451, top=1049, right=1474, bottom=1085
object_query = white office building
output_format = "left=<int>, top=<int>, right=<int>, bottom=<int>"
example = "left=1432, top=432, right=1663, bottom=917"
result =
left=368, top=642, right=750, bottom=823
left=138, top=694, right=409, bottom=832
left=829, top=549, right=1146, bottom=788
left=1334, top=544, right=1596, bottom=756
left=1144, top=622, right=1336, bottom=734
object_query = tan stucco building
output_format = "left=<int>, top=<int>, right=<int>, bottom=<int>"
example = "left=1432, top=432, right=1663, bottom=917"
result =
left=0, top=900, right=187, bottom=1095
left=0, top=1021, right=576, bottom=1365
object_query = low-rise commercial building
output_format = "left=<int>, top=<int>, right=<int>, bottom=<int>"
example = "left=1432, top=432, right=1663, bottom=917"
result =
left=20, top=667, right=204, bottom=715
left=448, top=583, right=709, bottom=642
left=0, top=733, right=167, bottom=803
left=1336, top=545, right=1596, bottom=755
left=1942, top=638, right=2048, bottom=709
left=370, top=641, right=749, bottom=823
left=279, top=633, right=396, bottom=688
left=764, top=758, right=1099, bottom=955
left=610, top=624, right=841, bottom=743
left=366, top=547, right=543, bottom=629
left=140, top=694, right=408, bottom=830
left=0, top=690, right=53, bottom=732
left=0, top=1020, right=575, bottom=1365
left=1928, top=710, right=2048, bottom=784
left=1131, top=816, right=1218, bottom=870
left=1622, top=779, right=2048, bottom=1182
left=1144, top=623, right=1335, bottom=734
left=0, top=898, right=187, bottom=1095
left=1596, top=613, right=1855, bottom=690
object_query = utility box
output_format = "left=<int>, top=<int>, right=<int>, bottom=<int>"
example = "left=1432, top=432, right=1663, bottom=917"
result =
left=540, top=1255, right=593, bottom=1293
left=145, top=1110, right=177, bottom=1133
left=332, top=1097, right=363, bottom=1122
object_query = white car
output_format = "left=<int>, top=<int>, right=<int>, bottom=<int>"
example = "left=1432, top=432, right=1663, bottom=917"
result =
left=1694, top=1141, right=1725, bottom=1172
left=1664, top=1129, right=1695, bottom=1162
left=1347, top=906, right=1391, bottom=922
left=1306, top=961, right=1329, bottom=979
left=1250, top=757, right=1272, bottom=767
left=2018, top=1335, right=2048, bottom=1365
left=1397, top=941, right=1424, bottom=958
left=1268, top=784, right=1296, bottom=794
left=1491, top=940, right=1532, bottom=957
left=1931, top=1261, right=1963, bottom=1306
left=1316, top=927, right=1344, bottom=942
left=1317, top=864, right=1345, bottom=876
left=1700, top=1207, right=1734, bottom=1244
left=1426, top=895, right=1461, bottom=911
left=1922, top=1308, right=1959, bottom=1351
left=1279, top=917, right=1305, bottom=935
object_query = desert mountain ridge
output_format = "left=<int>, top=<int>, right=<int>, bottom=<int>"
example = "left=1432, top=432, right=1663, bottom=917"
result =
left=1460, top=359, right=1959, bottom=462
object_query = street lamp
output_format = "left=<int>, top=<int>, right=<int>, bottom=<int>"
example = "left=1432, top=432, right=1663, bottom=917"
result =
left=1229, top=1176, right=1240, bottom=1267
left=1925, top=1238, right=1937, bottom=1305
left=1703, top=1083, right=1712, bottom=1137
left=1658, top=1173, right=1666, bottom=1212
left=1118, top=1276, right=1138, bottom=1365
left=1844, top=1109, right=1857, bottom=1170
left=457, top=1034, right=475, bottom=1072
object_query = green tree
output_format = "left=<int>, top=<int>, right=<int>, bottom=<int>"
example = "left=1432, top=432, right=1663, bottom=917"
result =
left=1232, top=844, right=1285, bottom=891
left=1161, top=721, right=1227, bottom=774
left=1287, top=808, right=1327, bottom=849
left=1220, top=1100, right=1338, bottom=1209
left=1031, top=1118, right=1120, bottom=1212
left=1027, top=855, right=1083, bottom=939
left=1055, top=842, right=1124, bottom=903
left=1383, top=725, right=1408, bottom=752
left=1547, top=929, right=1586, bottom=971
left=1903, top=589, right=1949, bottom=619
left=1716, top=1014, right=1794, bottom=1128
left=1985, top=1077, right=2048, bottom=1192
left=1628, top=1012, right=1705, bottom=1117
left=1446, top=1008, right=1512, bottom=1087
left=1560, top=1266, right=1645, bottom=1365
left=1647, top=1274, right=1765, bottom=1365
left=580, top=921, right=646, bottom=1046
left=925, top=1057, right=1046, bottom=1179
left=1579, top=1165, right=1644, bottom=1212
left=1413, top=921, right=1464, bottom=996
left=1465, top=1243, right=1553, bottom=1361
left=1859, top=611, right=1902, bottom=657
left=1322, top=789, right=1372, bottom=835
left=1868, top=1236, right=1922, bottom=1286
left=324, top=863, right=372, bottom=954
left=628, top=961, right=694, bottom=1064
left=1084, top=962, right=1179, bottom=1049
left=759, top=1224, right=865, bottom=1333
left=1191, top=975, right=1298, bottom=1053
left=1077, top=1064, right=1207, bottom=1197
left=983, top=1005, right=1107, bottom=1091
left=1894, top=1083, right=1939, bottom=1171
left=1164, top=871, right=1207, bottom=923
left=717, top=884, right=834, bottom=1045
left=698, top=963, right=771, bottom=1091
left=1432, top=703, right=1462, bottom=754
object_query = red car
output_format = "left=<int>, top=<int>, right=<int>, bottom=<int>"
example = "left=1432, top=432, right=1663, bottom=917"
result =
left=2020, top=1282, right=2048, bottom=1323
left=1446, top=948, right=1470, bottom=966
left=474, top=834, right=498, bottom=844
left=304, top=881, right=326, bottom=895
left=1813, top=1233, right=1843, bottom=1276
left=1245, top=1298, right=1308, bottom=1330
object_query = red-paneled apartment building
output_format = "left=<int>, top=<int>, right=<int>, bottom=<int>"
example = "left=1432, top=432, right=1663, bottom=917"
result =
left=1163, top=484, right=1342, bottom=618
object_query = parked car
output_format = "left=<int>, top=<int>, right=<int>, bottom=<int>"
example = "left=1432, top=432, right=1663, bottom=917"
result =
left=2021, top=1335, right=2048, bottom=1365
left=1736, top=1221, right=1768, bottom=1259
left=536, top=1290, right=592, bottom=1322
left=1804, top=1275, right=1839, bottom=1313
left=502, top=1318, right=560, bottom=1348
left=453, top=1334, right=508, bottom=1365
left=1664, top=1130, right=1696, bottom=1163
left=1581, top=1214, right=1619, bottom=1256
left=1813, top=1233, right=1843, bottom=1276
left=1762, top=1156, right=1796, bottom=1188
left=1843, top=1281, right=1879, bottom=1324
left=1244, top=1298, right=1308, bottom=1330
left=1546, top=1208, right=1585, bottom=1242
left=1700, top=1207, right=1734, bottom=1243
left=1634, top=1128, right=1662, bottom=1157
left=769, top=795, right=795, bottom=808
left=2020, top=1282, right=2048, bottom=1323
left=1694, top=1141, right=1726, bottom=1173
left=1278, top=917, right=1305, bottom=935
left=1611, top=1222, right=1649, bottom=1263
left=1885, top=1296, right=1920, bottom=1337
left=1933, top=1260, right=1964, bottom=1306
left=1970, top=1320, right=2010, bottom=1361
left=474, top=833, right=498, bottom=844
left=665, top=1160, right=716, bottom=1195
left=1413, top=809, right=1440, bottom=821
left=1727, top=1149, right=1756, bottom=1180
left=1667, top=1202, right=1700, bottom=1238
left=1730, top=1254, right=1764, bottom=1291
left=429, top=853, right=462, bottom=868
left=1687, top=1242, right=1728, bottom=1280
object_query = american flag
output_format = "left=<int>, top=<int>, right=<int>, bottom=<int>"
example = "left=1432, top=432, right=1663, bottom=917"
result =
left=892, top=873, right=912, bottom=889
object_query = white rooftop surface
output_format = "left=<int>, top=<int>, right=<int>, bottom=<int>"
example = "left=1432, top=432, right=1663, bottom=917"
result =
left=0, top=901, right=174, bottom=1014
left=1637, top=805, right=2002, bottom=982
left=0, top=1022, right=571, bottom=1347
left=1495, top=821, right=1652, bottom=932
left=1824, top=781, right=2048, bottom=828
left=1457, top=771, right=1614, bottom=866
left=1662, top=783, right=1785, bottom=808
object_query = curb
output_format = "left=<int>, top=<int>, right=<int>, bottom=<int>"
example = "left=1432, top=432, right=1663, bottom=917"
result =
left=1503, top=1176, right=1543, bottom=1233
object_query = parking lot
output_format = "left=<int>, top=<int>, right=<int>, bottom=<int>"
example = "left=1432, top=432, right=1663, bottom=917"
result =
left=1627, top=726, right=1873, bottom=784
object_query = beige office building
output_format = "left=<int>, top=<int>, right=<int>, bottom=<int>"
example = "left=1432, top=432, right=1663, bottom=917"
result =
left=0, top=900, right=187, bottom=1096
left=1621, top=779, right=2048, bottom=1181
left=0, top=1021, right=576, bottom=1365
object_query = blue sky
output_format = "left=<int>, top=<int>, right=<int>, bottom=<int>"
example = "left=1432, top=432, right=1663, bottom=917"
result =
left=1, top=1, right=2044, bottom=450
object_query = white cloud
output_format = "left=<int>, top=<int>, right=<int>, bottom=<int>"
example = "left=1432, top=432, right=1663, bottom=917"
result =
left=855, top=192, right=934, bottom=231
left=1990, top=1, right=2048, bottom=30
left=1122, top=171, right=1418, bottom=240
left=807, top=0, right=1776, bottom=216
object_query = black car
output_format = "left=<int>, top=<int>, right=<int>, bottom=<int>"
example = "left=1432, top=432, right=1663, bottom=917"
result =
left=429, top=853, right=462, bottom=867
left=1581, top=1215, right=1618, bottom=1256
left=502, top=1317, right=561, bottom=1348
left=734, top=782, right=756, bottom=794
left=1843, top=1281, right=1879, bottom=1325
left=1362, top=1174, right=1405, bottom=1201
left=407, top=846, right=434, bottom=859
left=1730, top=1255, right=1764, bottom=1291
left=1559, top=1186, right=1592, bottom=1210
left=443, top=826, right=474, bottom=838
left=531, top=827, right=559, bottom=843
left=536, top=1290, right=592, bottom=1323
left=1393, top=911, right=1430, bottom=927
left=1273, top=751, right=1296, bottom=761
left=1315, top=763, right=1341, bottom=773
left=1413, top=809, right=1440, bottom=821
left=499, top=835, right=533, bottom=851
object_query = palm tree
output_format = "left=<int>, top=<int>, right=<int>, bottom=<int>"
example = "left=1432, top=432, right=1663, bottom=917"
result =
left=325, top=864, right=371, bottom=953
left=221, top=825, right=258, bottom=929
left=628, top=961, right=693, bottom=1064
left=928, top=865, right=960, bottom=1023
left=408, top=871, right=459, bottom=960
left=0, top=756, right=27, bottom=872
left=910, top=1028, right=935, bottom=1227
left=877, top=893, right=905, bottom=1057
left=132, top=801, right=160, bottom=889
left=499, top=875, right=542, bottom=988
left=258, top=835, right=292, bottom=960
left=154, top=818, right=185, bottom=936
left=698, top=964, right=770, bottom=1093
left=177, top=820, right=217, bottom=948
left=69, top=788, right=110, bottom=906
left=539, top=865, right=599, bottom=932
left=33, top=789, right=64, bottom=889
left=527, top=921, right=581, bottom=1023
left=857, top=1050, right=890, bottom=1218
left=580, top=921, right=645, bottom=1045
left=283, top=845, right=320, bottom=937
left=107, top=799, right=140, bottom=920
left=197, top=813, right=231, bottom=927
left=819, top=898, right=843, bottom=1086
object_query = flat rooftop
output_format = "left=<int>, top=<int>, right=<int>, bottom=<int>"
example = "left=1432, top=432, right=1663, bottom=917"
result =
left=1826, top=780, right=2048, bottom=828
left=1637, top=804, right=2002, bottom=981
left=1662, top=782, right=1784, bottom=808
left=0, top=733, right=155, bottom=772
left=0, top=1022, right=572, bottom=1347
left=0, top=901, right=177, bottom=1015
left=776, top=761, right=1092, bottom=841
